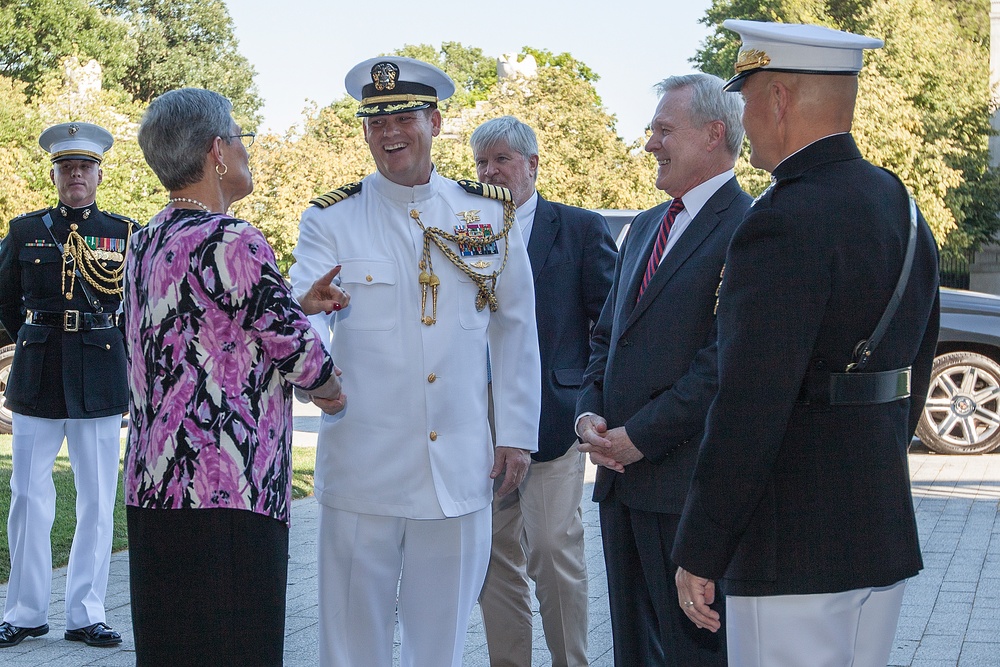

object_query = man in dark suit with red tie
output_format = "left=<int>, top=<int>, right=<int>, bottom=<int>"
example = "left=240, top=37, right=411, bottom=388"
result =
left=576, top=73, right=751, bottom=666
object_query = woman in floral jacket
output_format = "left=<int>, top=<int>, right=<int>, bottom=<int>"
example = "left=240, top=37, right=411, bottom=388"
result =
left=124, top=88, right=347, bottom=666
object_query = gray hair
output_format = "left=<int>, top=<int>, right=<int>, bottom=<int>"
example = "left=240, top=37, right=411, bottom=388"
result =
left=654, top=74, right=745, bottom=157
left=138, top=88, right=236, bottom=191
left=469, top=116, right=538, bottom=159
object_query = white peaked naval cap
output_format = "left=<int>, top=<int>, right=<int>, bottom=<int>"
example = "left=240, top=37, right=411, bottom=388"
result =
left=346, top=56, right=455, bottom=118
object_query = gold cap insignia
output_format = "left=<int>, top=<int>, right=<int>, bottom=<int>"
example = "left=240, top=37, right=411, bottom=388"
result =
left=371, top=62, right=399, bottom=92
left=734, top=49, right=771, bottom=74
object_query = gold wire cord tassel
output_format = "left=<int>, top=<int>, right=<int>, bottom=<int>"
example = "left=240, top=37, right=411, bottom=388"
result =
left=61, top=223, right=131, bottom=298
left=409, top=202, right=516, bottom=325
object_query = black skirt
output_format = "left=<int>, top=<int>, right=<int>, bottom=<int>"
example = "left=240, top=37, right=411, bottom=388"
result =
left=127, top=506, right=290, bottom=667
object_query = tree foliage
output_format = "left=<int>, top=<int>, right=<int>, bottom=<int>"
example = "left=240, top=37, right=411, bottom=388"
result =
left=391, top=42, right=497, bottom=110
left=459, top=64, right=657, bottom=209
left=693, top=0, right=998, bottom=250
left=0, top=0, right=258, bottom=237
left=0, top=0, right=260, bottom=120
left=0, top=0, right=134, bottom=96
left=522, top=47, right=601, bottom=84
left=96, top=0, right=261, bottom=122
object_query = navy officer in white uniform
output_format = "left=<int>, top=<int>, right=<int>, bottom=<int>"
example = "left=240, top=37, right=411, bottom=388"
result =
left=290, top=56, right=541, bottom=667
left=0, top=122, right=133, bottom=648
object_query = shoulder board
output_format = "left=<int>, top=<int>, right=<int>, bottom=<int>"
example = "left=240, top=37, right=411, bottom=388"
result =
left=104, top=210, right=141, bottom=229
left=10, top=208, right=48, bottom=223
left=310, top=182, right=362, bottom=209
left=456, top=179, right=512, bottom=203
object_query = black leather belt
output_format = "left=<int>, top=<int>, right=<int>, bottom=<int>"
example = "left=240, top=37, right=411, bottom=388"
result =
left=25, top=309, right=116, bottom=332
left=828, top=367, right=911, bottom=405
left=798, top=360, right=911, bottom=406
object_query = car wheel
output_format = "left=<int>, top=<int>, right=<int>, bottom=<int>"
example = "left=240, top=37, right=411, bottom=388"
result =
left=0, top=343, right=14, bottom=435
left=916, top=351, right=1000, bottom=454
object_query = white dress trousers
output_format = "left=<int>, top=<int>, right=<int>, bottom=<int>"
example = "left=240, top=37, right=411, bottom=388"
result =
left=4, top=413, right=121, bottom=630
left=726, top=580, right=907, bottom=667
left=317, top=504, right=491, bottom=667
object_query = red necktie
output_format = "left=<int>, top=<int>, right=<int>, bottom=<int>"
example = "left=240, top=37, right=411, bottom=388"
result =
left=638, top=198, right=684, bottom=300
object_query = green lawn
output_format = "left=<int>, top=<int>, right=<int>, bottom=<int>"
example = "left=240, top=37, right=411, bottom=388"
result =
left=0, top=434, right=318, bottom=583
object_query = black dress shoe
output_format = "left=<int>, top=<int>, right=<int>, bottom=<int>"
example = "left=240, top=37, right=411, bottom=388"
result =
left=0, top=621, right=49, bottom=647
left=64, top=622, right=122, bottom=647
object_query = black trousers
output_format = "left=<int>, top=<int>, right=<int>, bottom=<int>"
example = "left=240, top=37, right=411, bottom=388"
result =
left=600, top=490, right=726, bottom=666
left=127, top=506, right=290, bottom=667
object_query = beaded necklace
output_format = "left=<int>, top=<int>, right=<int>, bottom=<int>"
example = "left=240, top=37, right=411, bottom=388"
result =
left=168, top=197, right=213, bottom=213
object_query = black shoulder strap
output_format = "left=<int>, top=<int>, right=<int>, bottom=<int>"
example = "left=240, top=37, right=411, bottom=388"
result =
left=848, top=194, right=918, bottom=372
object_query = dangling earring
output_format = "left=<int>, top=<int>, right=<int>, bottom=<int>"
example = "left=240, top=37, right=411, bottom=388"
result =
left=216, top=163, right=228, bottom=179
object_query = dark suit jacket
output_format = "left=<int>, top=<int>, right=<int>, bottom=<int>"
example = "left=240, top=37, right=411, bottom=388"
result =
left=577, top=177, right=751, bottom=513
left=673, top=134, right=940, bottom=597
left=0, top=202, right=132, bottom=419
left=529, top=195, right=616, bottom=462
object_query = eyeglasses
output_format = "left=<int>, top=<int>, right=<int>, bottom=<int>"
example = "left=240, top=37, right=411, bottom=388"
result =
left=227, top=133, right=256, bottom=148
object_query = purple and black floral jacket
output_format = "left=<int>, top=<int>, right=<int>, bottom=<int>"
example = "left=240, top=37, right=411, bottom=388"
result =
left=123, top=207, right=333, bottom=524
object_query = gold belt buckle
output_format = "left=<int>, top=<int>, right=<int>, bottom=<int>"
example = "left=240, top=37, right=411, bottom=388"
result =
left=63, top=310, right=80, bottom=332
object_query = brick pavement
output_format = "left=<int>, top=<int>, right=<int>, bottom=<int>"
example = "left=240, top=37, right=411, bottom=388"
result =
left=2, top=424, right=999, bottom=665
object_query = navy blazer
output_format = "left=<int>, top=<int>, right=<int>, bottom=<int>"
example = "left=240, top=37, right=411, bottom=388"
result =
left=529, top=195, right=616, bottom=461
left=673, top=134, right=940, bottom=597
left=578, top=177, right=751, bottom=513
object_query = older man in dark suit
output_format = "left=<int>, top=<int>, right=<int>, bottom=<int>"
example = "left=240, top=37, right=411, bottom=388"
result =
left=674, top=21, right=940, bottom=666
left=576, top=74, right=750, bottom=666
left=473, top=116, right=616, bottom=667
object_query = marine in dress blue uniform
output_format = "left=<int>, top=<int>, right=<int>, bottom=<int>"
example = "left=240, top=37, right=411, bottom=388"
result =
left=0, top=122, right=134, bottom=648
left=672, top=22, right=940, bottom=666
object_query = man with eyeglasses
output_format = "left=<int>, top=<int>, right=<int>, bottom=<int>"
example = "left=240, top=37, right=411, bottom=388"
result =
left=0, top=122, right=136, bottom=649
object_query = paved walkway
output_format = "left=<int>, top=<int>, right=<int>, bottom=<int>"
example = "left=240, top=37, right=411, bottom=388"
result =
left=2, top=406, right=1000, bottom=665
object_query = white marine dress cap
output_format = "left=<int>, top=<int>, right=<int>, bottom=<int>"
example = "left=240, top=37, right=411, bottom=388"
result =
left=722, top=19, right=884, bottom=91
left=38, top=121, right=114, bottom=163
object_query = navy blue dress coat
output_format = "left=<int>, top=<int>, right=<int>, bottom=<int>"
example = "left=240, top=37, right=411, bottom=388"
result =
left=673, top=134, right=940, bottom=597
left=0, top=203, right=132, bottom=419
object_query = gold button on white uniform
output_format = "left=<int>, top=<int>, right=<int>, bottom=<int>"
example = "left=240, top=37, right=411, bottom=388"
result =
left=366, top=275, right=373, bottom=282
left=429, top=431, right=438, bottom=441
left=427, top=373, right=436, bottom=383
